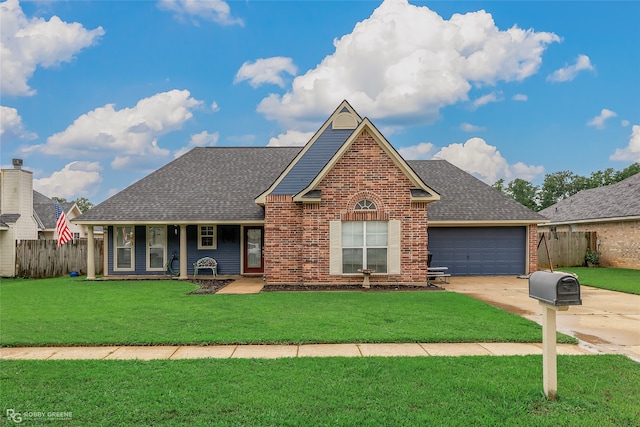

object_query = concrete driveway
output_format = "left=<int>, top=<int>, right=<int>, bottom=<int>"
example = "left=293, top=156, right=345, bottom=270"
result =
left=446, top=276, right=640, bottom=362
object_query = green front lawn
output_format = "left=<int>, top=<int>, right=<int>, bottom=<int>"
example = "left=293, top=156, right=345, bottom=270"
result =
left=2, top=356, right=638, bottom=426
left=559, top=267, right=640, bottom=295
left=0, top=277, right=573, bottom=347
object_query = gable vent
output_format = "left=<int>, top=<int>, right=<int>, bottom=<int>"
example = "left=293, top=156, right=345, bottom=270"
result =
left=332, top=112, right=358, bottom=130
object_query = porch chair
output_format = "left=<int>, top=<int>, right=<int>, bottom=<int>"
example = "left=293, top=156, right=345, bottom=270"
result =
left=193, top=257, right=217, bottom=279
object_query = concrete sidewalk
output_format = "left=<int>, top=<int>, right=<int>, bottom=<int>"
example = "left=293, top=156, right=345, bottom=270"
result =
left=0, top=342, right=591, bottom=361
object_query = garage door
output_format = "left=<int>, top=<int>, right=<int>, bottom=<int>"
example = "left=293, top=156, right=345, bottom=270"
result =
left=428, top=227, right=526, bottom=276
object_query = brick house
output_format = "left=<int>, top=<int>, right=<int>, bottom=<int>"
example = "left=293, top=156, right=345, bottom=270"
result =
left=75, top=101, right=545, bottom=283
left=538, top=173, right=640, bottom=269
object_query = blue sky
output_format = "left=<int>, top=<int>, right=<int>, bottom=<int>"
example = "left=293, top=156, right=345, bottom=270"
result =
left=1, top=0, right=639, bottom=203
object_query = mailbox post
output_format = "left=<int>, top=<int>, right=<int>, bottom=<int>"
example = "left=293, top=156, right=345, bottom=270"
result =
left=528, top=271, right=582, bottom=401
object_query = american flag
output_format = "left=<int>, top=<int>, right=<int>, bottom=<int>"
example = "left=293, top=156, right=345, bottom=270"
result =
left=55, top=201, right=73, bottom=247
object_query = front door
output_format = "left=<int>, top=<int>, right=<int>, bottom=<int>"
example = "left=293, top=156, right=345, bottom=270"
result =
left=244, top=226, right=264, bottom=274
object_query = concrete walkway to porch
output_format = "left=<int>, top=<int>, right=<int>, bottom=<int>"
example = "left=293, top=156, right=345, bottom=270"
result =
left=216, top=276, right=264, bottom=294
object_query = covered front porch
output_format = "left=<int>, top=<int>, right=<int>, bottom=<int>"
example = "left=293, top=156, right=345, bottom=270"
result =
left=82, top=223, right=264, bottom=280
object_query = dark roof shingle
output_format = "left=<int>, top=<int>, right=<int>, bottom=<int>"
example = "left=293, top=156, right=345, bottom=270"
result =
left=77, top=147, right=300, bottom=222
left=78, top=148, right=544, bottom=224
left=408, top=160, right=546, bottom=222
left=539, top=173, right=640, bottom=223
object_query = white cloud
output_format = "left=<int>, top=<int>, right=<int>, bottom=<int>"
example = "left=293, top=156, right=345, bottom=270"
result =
left=547, top=54, right=594, bottom=83
left=507, top=162, right=546, bottom=182
left=610, top=125, right=640, bottom=162
left=0, top=105, right=37, bottom=140
left=36, top=90, right=201, bottom=165
left=433, top=137, right=544, bottom=183
left=512, top=93, right=528, bottom=102
left=0, top=0, right=104, bottom=97
left=211, top=101, right=220, bottom=112
left=174, top=130, right=219, bottom=158
left=398, top=142, right=435, bottom=160
left=587, top=108, right=617, bottom=129
left=471, top=92, right=502, bottom=110
left=621, top=120, right=630, bottom=127
left=257, top=0, right=559, bottom=129
left=33, top=161, right=102, bottom=199
left=460, top=122, right=485, bottom=132
left=267, top=130, right=314, bottom=147
left=158, top=0, right=243, bottom=26
left=235, top=57, right=298, bottom=88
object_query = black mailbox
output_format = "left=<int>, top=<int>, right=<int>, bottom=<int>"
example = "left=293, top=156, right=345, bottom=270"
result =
left=529, top=271, right=582, bottom=306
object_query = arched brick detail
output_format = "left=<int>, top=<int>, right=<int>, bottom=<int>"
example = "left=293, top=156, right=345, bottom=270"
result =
left=342, top=191, right=388, bottom=221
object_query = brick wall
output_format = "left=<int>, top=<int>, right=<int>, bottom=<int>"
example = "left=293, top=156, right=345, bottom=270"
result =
left=545, top=220, right=640, bottom=269
left=264, top=129, right=429, bottom=285
left=264, top=194, right=304, bottom=282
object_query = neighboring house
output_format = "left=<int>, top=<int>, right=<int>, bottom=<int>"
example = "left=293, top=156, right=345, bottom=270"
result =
left=0, top=159, right=102, bottom=277
left=74, top=101, right=545, bottom=283
left=539, top=173, right=640, bottom=269
left=32, top=191, right=101, bottom=240
left=1, top=159, right=41, bottom=276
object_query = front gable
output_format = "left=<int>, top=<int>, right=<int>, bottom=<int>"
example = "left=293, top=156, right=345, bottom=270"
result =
left=293, top=119, right=439, bottom=204
left=255, top=101, right=363, bottom=205
left=256, top=100, right=439, bottom=205
left=262, top=101, right=441, bottom=285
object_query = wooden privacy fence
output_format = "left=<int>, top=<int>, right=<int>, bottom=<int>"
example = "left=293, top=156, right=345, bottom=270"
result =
left=15, top=239, right=103, bottom=278
left=537, top=231, right=597, bottom=269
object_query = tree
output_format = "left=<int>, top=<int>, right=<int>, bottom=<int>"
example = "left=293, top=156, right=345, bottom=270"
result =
left=586, top=168, right=616, bottom=188
left=495, top=163, right=640, bottom=212
left=614, top=162, right=640, bottom=182
left=492, top=178, right=506, bottom=194
left=505, top=179, right=539, bottom=211
left=74, top=197, right=94, bottom=213
left=51, top=197, right=93, bottom=213
left=538, top=171, right=581, bottom=210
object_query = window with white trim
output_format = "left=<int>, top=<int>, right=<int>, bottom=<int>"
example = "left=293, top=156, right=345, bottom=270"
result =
left=198, top=225, right=217, bottom=249
left=341, top=221, right=388, bottom=273
left=114, top=225, right=134, bottom=271
left=146, top=226, right=166, bottom=271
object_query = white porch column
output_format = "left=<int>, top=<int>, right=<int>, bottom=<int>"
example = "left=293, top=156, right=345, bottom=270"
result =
left=179, top=224, right=188, bottom=280
left=87, top=227, right=96, bottom=280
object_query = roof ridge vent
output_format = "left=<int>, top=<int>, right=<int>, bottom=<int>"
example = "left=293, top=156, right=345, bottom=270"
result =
left=332, top=112, right=358, bottom=130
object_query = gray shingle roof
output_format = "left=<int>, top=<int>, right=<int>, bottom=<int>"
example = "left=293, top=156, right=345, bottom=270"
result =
left=408, top=160, right=546, bottom=222
left=77, top=147, right=301, bottom=222
left=33, top=191, right=56, bottom=229
left=539, top=173, right=640, bottom=223
left=77, top=148, right=544, bottom=224
left=0, top=214, right=21, bottom=226
left=32, top=191, right=75, bottom=230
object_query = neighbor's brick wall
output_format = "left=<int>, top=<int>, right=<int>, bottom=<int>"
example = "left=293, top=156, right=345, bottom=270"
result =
left=264, top=129, right=429, bottom=285
left=545, top=220, right=640, bottom=269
